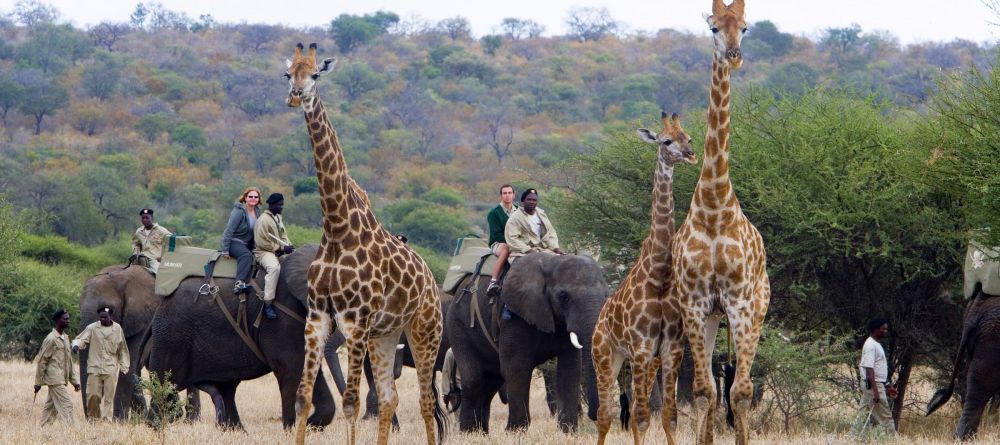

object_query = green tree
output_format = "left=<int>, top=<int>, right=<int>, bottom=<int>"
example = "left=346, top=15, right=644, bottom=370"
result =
left=80, top=52, right=124, bottom=100
left=14, top=70, right=68, bottom=134
left=0, top=73, right=23, bottom=127
left=0, top=194, right=23, bottom=274
left=169, top=121, right=206, bottom=149
left=744, top=20, right=793, bottom=59
left=421, top=186, right=465, bottom=208
left=392, top=205, right=469, bottom=254
left=135, top=112, right=173, bottom=142
left=292, top=177, right=319, bottom=196
left=15, top=23, right=93, bottom=74
left=480, top=35, right=502, bottom=56
left=331, top=63, right=386, bottom=101
left=329, top=11, right=399, bottom=53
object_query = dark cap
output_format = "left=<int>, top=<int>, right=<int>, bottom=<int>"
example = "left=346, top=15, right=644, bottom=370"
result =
left=139, top=208, right=154, bottom=216
left=98, top=307, right=112, bottom=314
left=266, top=193, right=284, bottom=204
left=867, top=318, right=888, bottom=333
left=520, top=188, right=537, bottom=202
left=52, top=308, right=67, bottom=321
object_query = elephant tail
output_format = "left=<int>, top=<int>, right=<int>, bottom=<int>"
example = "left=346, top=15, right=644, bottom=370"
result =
left=927, top=304, right=981, bottom=416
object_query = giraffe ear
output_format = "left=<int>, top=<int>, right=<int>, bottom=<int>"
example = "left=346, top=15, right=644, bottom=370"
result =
left=318, top=58, right=337, bottom=74
left=637, top=128, right=658, bottom=144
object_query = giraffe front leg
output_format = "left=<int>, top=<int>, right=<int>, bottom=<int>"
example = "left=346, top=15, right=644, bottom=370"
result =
left=295, top=308, right=332, bottom=445
left=726, top=293, right=768, bottom=445
left=592, top=332, right=624, bottom=445
left=340, top=316, right=370, bottom=445
left=368, top=333, right=401, bottom=445
left=682, top=310, right=717, bottom=445
left=659, top=322, right=684, bottom=445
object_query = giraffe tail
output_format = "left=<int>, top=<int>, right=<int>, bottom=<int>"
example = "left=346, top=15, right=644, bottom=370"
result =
left=432, top=375, right=448, bottom=444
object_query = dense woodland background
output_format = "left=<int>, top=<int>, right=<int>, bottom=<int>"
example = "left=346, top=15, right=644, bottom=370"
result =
left=1, top=0, right=1000, bottom=433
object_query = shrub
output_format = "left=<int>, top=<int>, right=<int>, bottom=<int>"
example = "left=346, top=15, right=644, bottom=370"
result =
left=0, top=260, right=89, bottom=359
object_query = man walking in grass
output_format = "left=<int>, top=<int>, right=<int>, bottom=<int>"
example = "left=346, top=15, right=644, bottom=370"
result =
left=72, top=306, right=129, bottom=421
left=34, top=309, right=80, bottom=426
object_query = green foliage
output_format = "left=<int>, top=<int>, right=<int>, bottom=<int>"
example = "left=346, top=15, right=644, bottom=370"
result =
left=170, top=121, right=206, bottom=149
left=331, top=62, right=386, bottom=101
left=480, top=35, right=502, bottom=56
left=14, top=70, right=68, bottom=134
left=283, top=193, right=323, bottom=229
left=744, top=20, right=794, bottom=59
left=292, top=177, right=320, bottom=196
left=19, top=234, right=120, bottom=270
left=81, top=52, right=124, bottom=100
left=138, top=370, right=187, bottom=441
left=0, top=259, right=89, bottom=359
left=285, top=224, right=323, bottom=246
left=15, top=23, right=93, bottom=74
left=135, top=112, right=173, bottom=142
left=329, top=11, right=398, bottom=53
left=752, top=327, right=855, bottom=434
left=0, top=72, right=24, bottom=125
left=384, top=200, right=470, bottom=254
left=421, top=186, right=465, bottom=208
left=409, top=244, right=447, bottom=286
left=0, top=195, right=24, bottom=274
left=922, top=54, right=1000, bottom=248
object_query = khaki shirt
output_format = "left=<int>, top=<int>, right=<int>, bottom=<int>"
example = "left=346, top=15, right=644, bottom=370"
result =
left=72, top=322, right=129, bottom=376
left=254, top=211, right=290, bottom=255
left=132, top=223, right=171, bottom=261
left=504, top=207, right=559, bottom=260
left=35, top=329, right=79, bottom=387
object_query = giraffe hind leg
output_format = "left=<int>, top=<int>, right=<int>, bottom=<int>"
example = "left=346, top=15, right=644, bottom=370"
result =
left=593, top=333, right=625, bottom=445
left=295, top=307, right=332, bottom=445
left=725, top=296, right=767, bottom=445
left=405, top=293, right=445, bottom=445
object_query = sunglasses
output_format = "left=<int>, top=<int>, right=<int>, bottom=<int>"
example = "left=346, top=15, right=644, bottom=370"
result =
left=247, top=195, right=259, bottom=199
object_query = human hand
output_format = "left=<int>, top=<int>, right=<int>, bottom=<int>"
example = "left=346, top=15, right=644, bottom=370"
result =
left=73, top=383, right=80, bottom=392
left=71, top=345, right=79, bottom=354
left=872, top=391, right=880, bottom=403
left=283, top=245, right=295, bottom=255
left=33, top=385, right=41, bottom=393
left=553, top=248, right=563, bottom=255
left=222, top=253, right=231, bottom=259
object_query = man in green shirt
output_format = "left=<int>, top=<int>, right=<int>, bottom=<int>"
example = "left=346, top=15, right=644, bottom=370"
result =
left=486, top=184, right=516, bottom=297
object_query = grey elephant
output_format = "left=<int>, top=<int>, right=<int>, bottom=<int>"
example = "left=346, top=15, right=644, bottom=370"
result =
left=926, top=290, right=1000, bottom=439
left=77, top=265, right=200, bottom=419
left=447, top=251, right=608, bottom=433
left=143, top=244, right=342, bottom=429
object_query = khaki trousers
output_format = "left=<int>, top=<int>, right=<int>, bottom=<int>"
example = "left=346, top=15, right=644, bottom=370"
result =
left=40, top=384, right=74, bottom=426
left=86, top=373, right=117, bottom=420
left=857, top=383, right=896, bottom=434
left=254, top=251, right=280, bottom=303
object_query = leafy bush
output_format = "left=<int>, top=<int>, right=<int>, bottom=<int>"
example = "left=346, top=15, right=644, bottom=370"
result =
left=20, top=234, right=120, bottom=271
left=0, top=259, right=89, bottom=359
left=139, top=370, right=187, bottom=442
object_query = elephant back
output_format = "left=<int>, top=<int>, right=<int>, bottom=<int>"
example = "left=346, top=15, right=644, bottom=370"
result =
left=965, top=241, right=1000, bottom=298
left=279, top=243, right=320, bottom=307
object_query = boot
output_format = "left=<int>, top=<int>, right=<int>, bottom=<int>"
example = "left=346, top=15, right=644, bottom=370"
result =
left=264, top=303, right=278, bottom=319
left=486, top=279, right=501, bottom=297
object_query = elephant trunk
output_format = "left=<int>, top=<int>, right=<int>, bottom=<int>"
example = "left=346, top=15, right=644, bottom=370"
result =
left=580, top=332, right=600, bottom=421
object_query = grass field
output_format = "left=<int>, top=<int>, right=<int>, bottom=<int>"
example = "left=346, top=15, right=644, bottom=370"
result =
left=1, top=358, right=996, bottom=445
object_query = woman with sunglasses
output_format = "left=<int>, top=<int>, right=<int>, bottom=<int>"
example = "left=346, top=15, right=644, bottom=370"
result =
left=221, top=187, right=263, bottom=294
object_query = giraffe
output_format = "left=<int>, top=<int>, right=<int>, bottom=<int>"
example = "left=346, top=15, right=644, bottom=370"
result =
left=662, top=1, right=769, bottom=445
left=284, top=43, right=444, bottom=445
left=592, top=112, right=697, bottom=445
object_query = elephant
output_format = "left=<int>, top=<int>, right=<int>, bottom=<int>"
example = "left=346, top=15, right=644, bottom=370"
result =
left=77, top=264, right=201, bottom=419
left=143, top=244, right=344, bottom=429
left=446, top=251, right=609, bottom=433
left=926, top=290, right=1000, bottom=439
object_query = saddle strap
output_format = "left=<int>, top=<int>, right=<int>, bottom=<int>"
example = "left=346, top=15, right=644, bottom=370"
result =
left=213, top=291, right=267, bottom=363
left=469, top=274, right=499, bottom=353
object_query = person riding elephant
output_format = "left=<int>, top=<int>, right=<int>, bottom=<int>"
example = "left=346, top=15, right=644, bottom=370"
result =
left=142, top=244, right=343, bottom=430
left=926, top=287, right=1000, bottom=439
left=446, top=251, right=608, bottom=433
left=77, top=264, right=201, bottom=420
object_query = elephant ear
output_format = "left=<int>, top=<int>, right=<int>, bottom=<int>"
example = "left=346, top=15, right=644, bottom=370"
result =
left=279, top=243, right=320, bottom=307
left=501, top=252, right=556, bottom=333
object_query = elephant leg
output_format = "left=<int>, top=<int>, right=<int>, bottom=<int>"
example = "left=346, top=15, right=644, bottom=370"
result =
left=363, top=355, right=379, bottom=420
left=555, top=350, right=583, bottom=433
left=503, top=360, right=533, bottom=432
left=458, top=370, right=492, bottom=433
left=325, top=331, right=347, bottom=395
left=185, top=389, right=201, bottom=422
left=957, top=356, right=1000, bottom=440
left=594, top=338, right=626, bottom=445
left=196, top=383, right=227, bottom=426
left=367, top=334, right=401, bottom=445
left=540, top=361, right=558, bottom=416
left=219, top=382, right=243, bottom=430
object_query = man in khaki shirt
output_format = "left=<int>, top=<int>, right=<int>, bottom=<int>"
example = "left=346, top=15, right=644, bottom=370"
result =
left=254, top=193, right=294, bottom=320
left=504, top=188, right=562, bottom=264
left=34, top=309, right=80, bottom=426
left=72, top=307, right=129, bottom=421
left=132, top=208, right=171, bottom=275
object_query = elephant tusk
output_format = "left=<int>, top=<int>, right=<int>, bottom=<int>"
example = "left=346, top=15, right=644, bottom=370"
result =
left=569, top=332, right=583, bottom=350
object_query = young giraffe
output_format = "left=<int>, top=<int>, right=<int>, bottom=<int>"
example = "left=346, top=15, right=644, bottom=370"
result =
left=285, top=43, right=444, bottom=445
left=662, top=1, right=770, bottom=445
left=592, top=112, right=697, bottom=445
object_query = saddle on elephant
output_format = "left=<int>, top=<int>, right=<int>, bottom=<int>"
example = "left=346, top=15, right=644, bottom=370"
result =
left=442, top=237, right=499, bottom=294
left=154, top=235, right=242, bottom=296
left=965, top=240, right=1000, bottom=299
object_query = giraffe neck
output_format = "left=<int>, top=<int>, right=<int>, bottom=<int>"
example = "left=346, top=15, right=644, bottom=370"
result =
left=639, top=158, right=676, bottom=280
left=694, top=55, right=735, bottom=210
left=303, top=94, right=354, bottom=232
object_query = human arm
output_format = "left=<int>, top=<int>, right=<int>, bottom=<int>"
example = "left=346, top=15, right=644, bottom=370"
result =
left=34, top=337, right=53, bottom=387
left=504, top=215, right=531, bottom=257
left=131, top=230, right=141, bottom=255
left=117, top=326, right=130, bottom=374
left=539, top=210, right=560, bottom=252
left=865, top=366, right=879, bottom=403
left=220, top=207, right=243, bottom=256
left=486, top=207, right=504, bottom=246
left=71, top=324, right=92, bottom=353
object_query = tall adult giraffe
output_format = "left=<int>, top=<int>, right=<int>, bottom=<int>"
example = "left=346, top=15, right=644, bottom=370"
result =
left=284, top=43, right=444, bottom=445
left=664, top=1, right=769, bottom=444
left=592, top=112, right=696, bottom=445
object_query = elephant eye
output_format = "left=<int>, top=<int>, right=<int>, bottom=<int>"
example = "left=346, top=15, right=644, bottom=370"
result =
left=557, top=291, right=570, bottom=303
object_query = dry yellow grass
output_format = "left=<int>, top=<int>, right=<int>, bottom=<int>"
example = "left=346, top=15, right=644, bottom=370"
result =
left=1, top=358, right=997, bottom=445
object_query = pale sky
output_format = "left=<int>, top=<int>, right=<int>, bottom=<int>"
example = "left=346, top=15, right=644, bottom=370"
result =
left=3, top=0, right=998, bottom=45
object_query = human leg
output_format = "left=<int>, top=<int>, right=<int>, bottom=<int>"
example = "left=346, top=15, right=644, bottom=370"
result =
left=487, top=243, right=508, bottom=296
left=255, top=251, right=280, bottom=318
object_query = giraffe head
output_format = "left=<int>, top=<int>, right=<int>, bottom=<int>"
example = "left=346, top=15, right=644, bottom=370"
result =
left=637, top=112, right=697, bottom=167
left=284, top=43, right=336, bottom=109
left=706, top=0, right=748, bottom=69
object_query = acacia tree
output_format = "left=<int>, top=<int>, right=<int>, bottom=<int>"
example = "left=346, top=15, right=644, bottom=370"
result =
left=565, top=7, right=619, bottom=42
left=13, top=69, right=67, bottom=134
left=88, top=22, right=128, bottom=52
